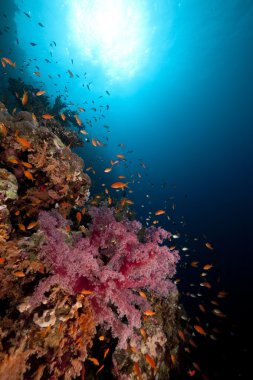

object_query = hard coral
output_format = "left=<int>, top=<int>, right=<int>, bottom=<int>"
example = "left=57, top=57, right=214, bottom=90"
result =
left=31, top=206, right=179, bottom=349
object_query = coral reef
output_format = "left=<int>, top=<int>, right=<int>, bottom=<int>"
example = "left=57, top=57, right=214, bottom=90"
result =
left=7, top=78, right=83, bottom=147
left=0, top=102, right=181, bottom=379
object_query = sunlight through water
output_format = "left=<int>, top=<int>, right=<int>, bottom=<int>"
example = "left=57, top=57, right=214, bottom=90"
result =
left=69, top=0, right=152, bottom=82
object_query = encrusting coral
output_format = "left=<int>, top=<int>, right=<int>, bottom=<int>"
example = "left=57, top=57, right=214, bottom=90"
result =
left=0, top=102, right=181, bottom=379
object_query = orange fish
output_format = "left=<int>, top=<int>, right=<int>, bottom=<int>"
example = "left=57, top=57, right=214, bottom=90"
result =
left=138, top=291, right=147, bottom=299
left=205, top=242, right=214, bottom=250
left=98, top=335, right=105, bottom=341
left=60, top=113, right=66, bottom=121
left=0, top=258, right=6, bottom=264
left=42, top=114, right=54, bottom=120
left=170, top=354, right=176, bottom=367
left=80, top=289, right=93, bottom=295
left=217, top=290, right=228, bottom=298
left=79, top=107, right=85, bottom=112
left=188, top=369, right=196, bottom=377
left=111, top=182, right=128, bottom=189
left=65, top=225, right=71, bottom=233
left=24, top=171, right=34, bottom=181
left=117, top=154, right=125, bottom=159
left=22, top=161, right=33, bottom=168
left=74, top=114, right=82, bottom=126
left=22, top=91, right=28, bottom=105
left=33, top=71, right=41, bottom=76
left=103, top=348, right=110, bottom=359
left=194, top=325, right=207, bottom=336
left=200, top=281, right=212, bottom=289
left=32, top=113, right=37, bottom=122
left=27, top=221, right=38, bottom=230
left=111, top=160, right=119, bottom=166
left=118, top=175, right=126, bottom=179
left=178, top=329, right=186, bottom=341
left=91, top=138, right=97, bottom=147
left=96, top=365, right=104, bottom=375
left=76, top=211, right=82, bottom=223
left=12, top=271, right=26, bottom=277
left=2, top=57, right=16, bottom=67
left=203, top=264, right=213, bottom=270
left=88, top=358, right=99, bottom=366
left=140, top=328, right=147, bottom=339
left=145, top=354, right=156, bottom=369
left=7, top=157, right=19, bottom=164
left=143, top=310, right=155, bottom=316
left=108, top=196, right=112, bottom=205
left=133, top=362, right=142, bottom=379
left=80, top=129, right=88, bottom=135
left=16, top=135, right=31, bottom=149
left=198, top=304, right=206, bottom=313
left=0, top=122, right=7, bottom=137
left=36, top=90, right=46, bottom=96
left=104, top=167, right=112, bottom=173
left=190, top=261, right=199, bottom=268
left=155, top=209, right=165, bottom=215
left=18, top=223, right=26, bottom=231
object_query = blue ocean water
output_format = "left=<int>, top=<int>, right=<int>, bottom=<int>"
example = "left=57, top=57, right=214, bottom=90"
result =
left=1, top=0, right=252, bottom=378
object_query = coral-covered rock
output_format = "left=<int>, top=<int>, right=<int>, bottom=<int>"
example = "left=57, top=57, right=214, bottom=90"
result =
left=0, top=103, right=90, bottom=227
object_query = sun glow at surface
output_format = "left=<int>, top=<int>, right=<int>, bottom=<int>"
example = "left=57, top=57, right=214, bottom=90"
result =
left=70, top=0, right=152, bottom=81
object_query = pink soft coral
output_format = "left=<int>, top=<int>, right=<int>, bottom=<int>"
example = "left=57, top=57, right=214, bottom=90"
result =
left=31, top=207, right=179, bottom=349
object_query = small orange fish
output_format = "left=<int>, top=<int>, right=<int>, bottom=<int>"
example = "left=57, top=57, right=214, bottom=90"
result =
left=80, top=129, right=88, bottom=135
left=192, top=362, right=201, bottom=371
left=79, top=107, right=85, bottom=112
left=7, top=157, right=19, bottom=164
left=111, top=182, right=128, bottom=189
left=2, top=57, right=16, bottom=67
left=27, top=221, right=38, bottom=230
left=194, top=325, right=207, bottom=336
left=12, top=271, right=26, bottom=277
left=145, top=354, right=156, bottom=369
left=103, top=348, right=110, bottom=359
left=80, top=289, right=93, bottom=295
left=140, top=328, right=147, bottom=339
left=42, top=114, right=54, bottom=120
left=205, top=242, right=214, bottom=250
left=32, top=113, right=37, bottom=122
left=108, top=196, right=112, bottom=205
left=155, top=209, right=165, bottom=215
left=18, top=223, right=26, bottom=231
left=96, top=365, right=104, bottom=375
left=170, top=354, right=176, bottom=367
left=24, top=171, right=34, bottom=181
left=104, top=167, right=112, bottom=173
left=203, top=264, right=213, bottom=270
left=117, top=154, right=125, bottom=159
left=1, top=58, right=6, bottom=68
left=91, top=138, right=97, bottom=147
left=76, top=211, right=82, bottom=223
left=178, top=329, right=186, bottom=341
left=188, top=369, right=196, bottom=377
left=22, top=161, right=33, bottom=168
left=98, top=335, right=105, bottom=341
left=74, top=114, right=82, bottom=126
left=212, top=308, right=226, bottom=318
left=133, top=362, right=142, bottom=379
left=118, top=175, right=126, bottom=179
left=33, top=71, right=41, bottom=76
left=22, top=91, right=28, bottom=105
left=0, top=122, right=7, bottom=137
left=36, top=90, right=46, bottom=96
left=87, top=357, right=99, bottom=366
left=217, top=290, right=228, bottom=298
left=200, top=281, right=212, bottom=289
left=138, top=291, right=147, bottom=299
left=65, top=225, right=71, bottom=233
left=143, top=310, right=155, bottom=316
left=15, top=211, right=20, bottom=216
left=0, top=258, right=6, bottom=264
left=198, top=304, right=206, bottom=313
left=190, top=261, right=199, bottom=268
left=60, top=113, right=66, bottom=121
left=16, top=135, right=31, bottom=149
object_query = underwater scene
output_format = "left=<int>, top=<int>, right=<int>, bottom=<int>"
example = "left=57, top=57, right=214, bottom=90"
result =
left=0, top=0, right=252, bottom=379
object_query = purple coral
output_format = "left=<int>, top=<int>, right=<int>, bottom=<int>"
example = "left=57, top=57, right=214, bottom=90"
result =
left=31, top=206, right=179, bottom=349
